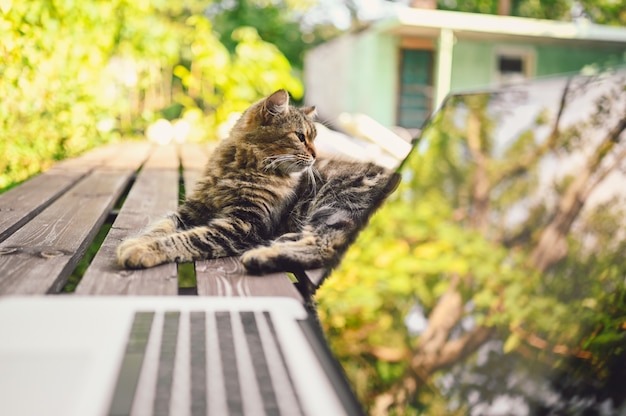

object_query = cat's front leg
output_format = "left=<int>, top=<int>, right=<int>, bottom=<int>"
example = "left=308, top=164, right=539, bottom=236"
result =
left=116, top=216, right=182, bottom=268
left=117, top=237, right=170, bottom=269
left=117, top=233, right=204, bottom=269
left=137, top=216, right=181, bottom=239
left=118, top=220, right=256, bottom=269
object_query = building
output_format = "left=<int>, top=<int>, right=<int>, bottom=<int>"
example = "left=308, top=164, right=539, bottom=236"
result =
left=304, top=6, right=626, bottom=133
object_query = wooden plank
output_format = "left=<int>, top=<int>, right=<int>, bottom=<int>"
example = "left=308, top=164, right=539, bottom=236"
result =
left=52, top=143, right=126, bottom=171
left=179, top=142, right=210, bottom=192
left=0, top=144, right=121, bottom=243
left=97, top=141, right=154, bottom=170
left=195, top=257, right=303, bottom=301
left=0, top=171, right=134, bottom=294
left=76, top=144, right=181, bottom=295
left=0, top=172, right=88, bottom=243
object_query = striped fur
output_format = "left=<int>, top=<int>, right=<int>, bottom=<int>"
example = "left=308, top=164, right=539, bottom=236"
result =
left=116, top=90, right=399, bottom=272
left=241, top=158, right=400, bottom=274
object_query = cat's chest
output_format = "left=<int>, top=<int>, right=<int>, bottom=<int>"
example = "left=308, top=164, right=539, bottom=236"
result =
left=260, top=176, right=301, bottom=222
left=220, top=174, right=299, bottom=209
left=267, top=178, right=299, bottom=209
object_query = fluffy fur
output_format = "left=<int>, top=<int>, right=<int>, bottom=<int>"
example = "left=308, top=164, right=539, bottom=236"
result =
left=117, top=90, right=399, bottom=274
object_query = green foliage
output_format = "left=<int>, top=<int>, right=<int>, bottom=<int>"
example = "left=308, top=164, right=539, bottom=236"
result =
left=0, top=0, right=303, bottom=191
left=1, top=1, right=119, bottom=189
left=437, top=0, right=626, bottom=25
left=577, top=0, right=626, bottom=25
left=208, top=0, right=315, bottom=70
left=437, top=0, right=568, bottom=18
left=173, top=18, right=302, bottom=132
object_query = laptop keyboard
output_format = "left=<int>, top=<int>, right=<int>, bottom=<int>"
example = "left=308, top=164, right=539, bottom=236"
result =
left=109, top=310, right=306, bottom=416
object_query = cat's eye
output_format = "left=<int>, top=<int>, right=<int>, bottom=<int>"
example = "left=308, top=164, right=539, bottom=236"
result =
left=295, top=131, right=306, bottom=143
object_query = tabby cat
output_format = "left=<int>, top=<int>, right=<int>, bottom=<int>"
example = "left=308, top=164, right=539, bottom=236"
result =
left=116, top=90, right=399, bottom=274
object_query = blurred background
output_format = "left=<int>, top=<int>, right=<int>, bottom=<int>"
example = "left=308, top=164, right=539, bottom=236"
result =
left=2, top=1, right=626, bottom=414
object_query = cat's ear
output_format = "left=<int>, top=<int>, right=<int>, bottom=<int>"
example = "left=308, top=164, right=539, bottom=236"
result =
left=261, top=90, right=290, bottom=121
left=302, top=106, right=317, bottom=119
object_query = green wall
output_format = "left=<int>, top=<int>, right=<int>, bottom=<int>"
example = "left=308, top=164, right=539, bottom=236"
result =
left=346, top=32, right=399, bottom=127
left=449, top=40, right=494, bottom=92
left=449, top=38, right=625, bottom=93
left=535, top=45, right=625, bottom=76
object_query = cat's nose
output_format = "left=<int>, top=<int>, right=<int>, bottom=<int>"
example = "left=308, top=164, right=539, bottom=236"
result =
left=308, top=143, right=316, bottom=159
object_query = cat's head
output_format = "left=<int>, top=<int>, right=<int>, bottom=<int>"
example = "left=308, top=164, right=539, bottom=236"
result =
left=231, top=90, right=317, bottom=175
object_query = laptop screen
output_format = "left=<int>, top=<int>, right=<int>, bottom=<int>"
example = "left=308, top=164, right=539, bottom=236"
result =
left=393, top=66, right=626, bottom=412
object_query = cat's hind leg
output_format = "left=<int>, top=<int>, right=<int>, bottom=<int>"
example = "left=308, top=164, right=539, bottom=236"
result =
left=242, top=205, right=368, bottom=274
left=128, top=213, right=183, bottom=240
left=241, top=226, right=344, bottom=274
left=241, top=236, right=321, bottom=274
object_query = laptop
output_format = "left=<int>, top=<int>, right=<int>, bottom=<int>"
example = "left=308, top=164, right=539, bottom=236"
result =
left=0, top=296, right=362, bottom=416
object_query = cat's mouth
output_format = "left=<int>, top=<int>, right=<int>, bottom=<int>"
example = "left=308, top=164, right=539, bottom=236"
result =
left=263, top=154, right=315, bottom=174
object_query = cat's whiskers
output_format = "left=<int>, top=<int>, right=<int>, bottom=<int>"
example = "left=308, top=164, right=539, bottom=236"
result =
left=264, top=154, right=316, bottom=178
left=263, top=154, right=297, bottom=172
left=304, top=165, right=320, bottom=195
left=312, top=166, right=323, bottom=183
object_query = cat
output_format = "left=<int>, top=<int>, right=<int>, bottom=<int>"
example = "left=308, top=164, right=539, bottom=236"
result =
left=116, top=89, right=400, bottom=274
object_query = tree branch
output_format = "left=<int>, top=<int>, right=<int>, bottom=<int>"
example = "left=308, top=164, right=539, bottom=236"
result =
left=371, top=324, right=495, bottom=416
left=530, top=114, right=626, bottom=271
left=416, top=275, right=463, bottom=355
left=467, top=107, right=491, bottom=232
left=426, top=325, right=496, bottom=372
left=583, top=144, right=626, bottom=201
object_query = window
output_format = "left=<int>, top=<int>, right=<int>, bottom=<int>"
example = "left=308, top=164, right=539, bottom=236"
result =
left=499, top=56, right=524, bottom=74
left=495, top=48, right=534, bottom=85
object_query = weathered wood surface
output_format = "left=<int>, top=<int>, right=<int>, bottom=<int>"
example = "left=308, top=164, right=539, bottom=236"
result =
left=302, top=269, right=327, bottom=287
left=196, top=257, right=302, bottom=300
left=76, top=144, right=180, bottom=295
left=0, top=145, right=120, bottom=243
left=0, top=141, right=320, bottom=299
left=0, top=143, right=150, bottom=294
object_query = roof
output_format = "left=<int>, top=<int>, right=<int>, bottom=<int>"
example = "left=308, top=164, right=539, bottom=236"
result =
left=374, top=7, right=626, bottom=45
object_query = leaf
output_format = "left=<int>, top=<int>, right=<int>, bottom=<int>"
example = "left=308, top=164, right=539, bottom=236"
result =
left=503, top=333, right=521, bottom=353
left=413, top=241, right=452, bottom=259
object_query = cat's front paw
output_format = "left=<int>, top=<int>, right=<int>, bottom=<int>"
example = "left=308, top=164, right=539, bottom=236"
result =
left=241, top=246, right=278, bottom=275
left=117, top=239, right=166, bottom=269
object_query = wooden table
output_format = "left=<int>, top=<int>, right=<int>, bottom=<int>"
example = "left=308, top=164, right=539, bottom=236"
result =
left=0, top=141, right=361, bottom=416
left=0, top=141, right=324, bottom=298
